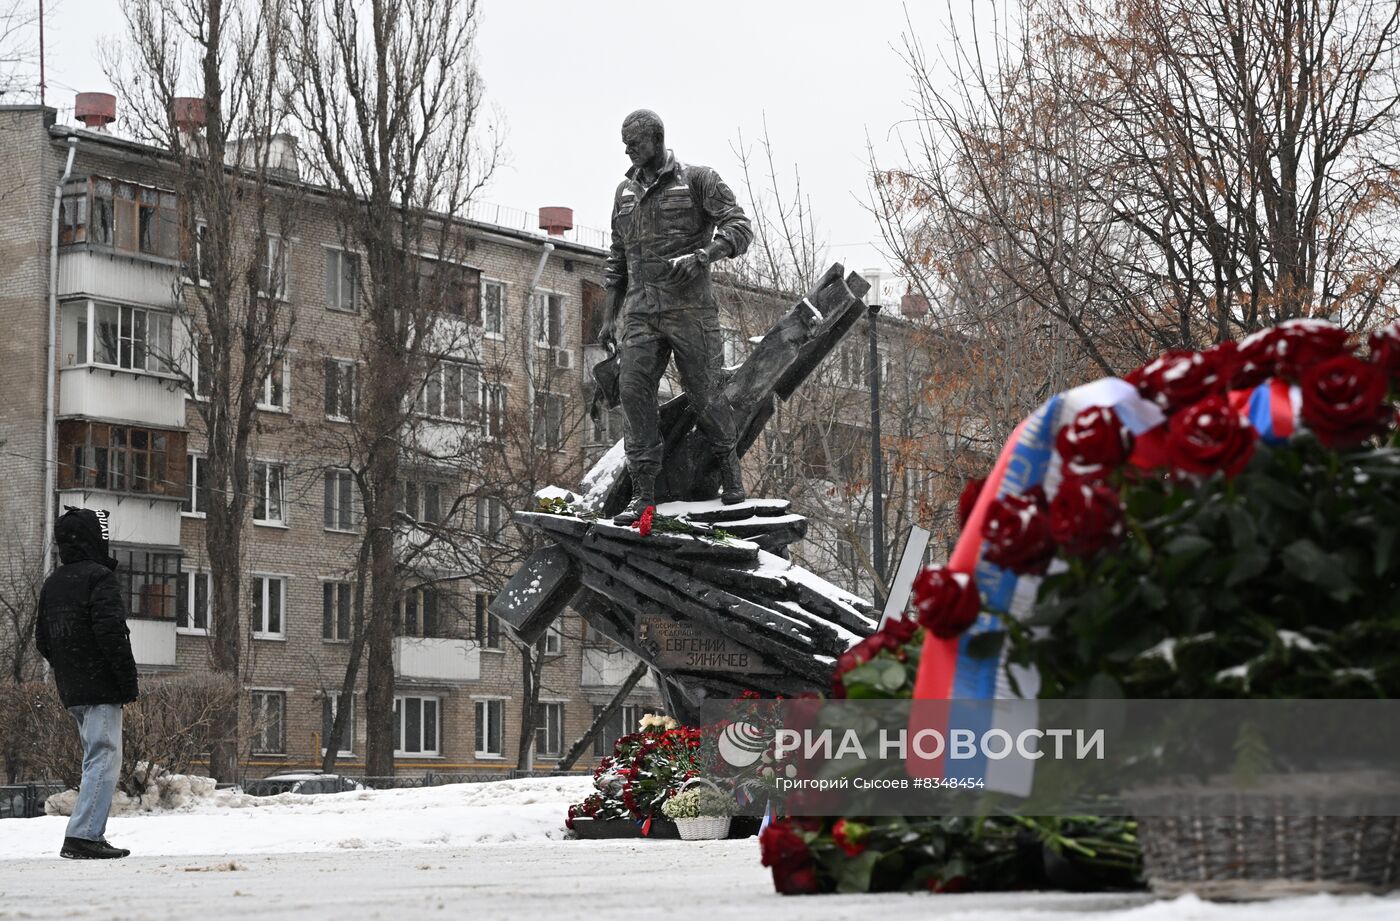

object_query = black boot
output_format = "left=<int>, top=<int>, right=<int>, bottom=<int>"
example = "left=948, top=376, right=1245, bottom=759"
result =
left=613, top=474, right=656, bottom=525
left=60, top=836, right=129, bottom=859
left=719, top=450, right=746, bottom=505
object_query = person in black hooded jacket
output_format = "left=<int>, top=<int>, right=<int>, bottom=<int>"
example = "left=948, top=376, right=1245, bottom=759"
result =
left=35, top=507, right=139, bottom=860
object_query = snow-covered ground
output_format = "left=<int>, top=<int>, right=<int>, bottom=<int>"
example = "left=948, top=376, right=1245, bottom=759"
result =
left=2, top=776, right=1398, bottom=921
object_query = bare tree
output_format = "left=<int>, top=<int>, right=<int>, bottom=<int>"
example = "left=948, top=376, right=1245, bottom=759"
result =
left=105, top=0, right=297, bottom=781
left=0, top=545, right=44, bottom=781
left=875, top=0, right=1400, bottom=422
left=0, top=0, right=37, bottom=102
left=286, top=0, right=498, bottom=776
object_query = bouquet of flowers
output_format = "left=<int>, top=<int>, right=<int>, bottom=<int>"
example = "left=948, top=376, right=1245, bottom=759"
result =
left=903, top=318, right=1400, bottom=699
left=566, top=714, right=703, bottom=833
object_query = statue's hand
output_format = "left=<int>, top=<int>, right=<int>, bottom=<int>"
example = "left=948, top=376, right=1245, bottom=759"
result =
left=667, top=252, right=703, bottom=283
left=598, top=319, right=617, bottom=350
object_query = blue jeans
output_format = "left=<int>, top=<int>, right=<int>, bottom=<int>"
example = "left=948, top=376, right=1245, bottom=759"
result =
left=65, top=704, right=122, bottom=841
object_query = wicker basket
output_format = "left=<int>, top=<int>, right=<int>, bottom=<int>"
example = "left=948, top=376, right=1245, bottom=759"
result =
left=668, top=778, right=732, bottom=841
left=1131, top=778, right=1400, bottom=899
left=675, top=815, right=732, bottom=840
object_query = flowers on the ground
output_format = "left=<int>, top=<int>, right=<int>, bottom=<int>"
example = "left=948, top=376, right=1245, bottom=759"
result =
left=910, top=567, right=981, bottom=638
left=759, top=820, right=821, bottom=894
left=565, top=719, right=703, bottom=830
left=831, top=818, right=868, bottom=857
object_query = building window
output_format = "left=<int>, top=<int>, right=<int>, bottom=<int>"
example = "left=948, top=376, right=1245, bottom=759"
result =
left=321, top=693, right=354, bottom=756
left=399, top=587, right=442, bottom=638
left=190, top=221, right=211, bottom=282
left=480, top=382, right=506, bottom=438
left=399, top=479, right=443, bottom=525
left=324, top=469, right=355, bottom=531
left=536, top=625, right=562, bottom=656
left=323, top=581, right=352, bottom=641
left=532, top=392, right=565, bottom=451
left=258, top=353, right=289, bottom=412
left=326, top=249, right=358, bottom=312
left=252, top=575, right=287, bottom=639
left=182, top=454, right=209, bottom=516
left=535, top=702, right=564, bottom=758
left=394, top=695, right=440, bottom=756
left=59, top=177, right=178, bottom=259
left=474, top=699, right=503, bottom=757
left=721, top=326, right=742, bottom=368
left=532, top=292, right=564, bottom=347
left=417, top=258, right=480, bottom=320
left=474, top=593, right=500, bottom=649
left=588, top=405, right=623, bottom=446
left=88, top=303, right=175, bottom=373
left=251, top=690, right=286, bottom=754
left=475, top=496, right=504, bottom=536
left=324, top=358, right=356, bottom=420
left=581, top=280, right=606, bottom=345
left=416, top=361, right=479, bottom=421
left=111, top=548, right=179, bottom=620
left=260, top=236, right=287, bottom=299
left=177, top=570, right=211, bottom=634
left=57, top=421, right=187, bottom=497
left=253, top=462, right=285, bottom=525
left=481, top=280, right=505, bottom=336
left=593, top=704, right=644, bottom=757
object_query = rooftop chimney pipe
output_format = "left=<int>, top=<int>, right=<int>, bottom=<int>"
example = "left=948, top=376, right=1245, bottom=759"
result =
left=74, top=93, right=117, bottom=131
left=539, top=206, right=573, bottom=237
left=172, top=97, right=206, bottom=134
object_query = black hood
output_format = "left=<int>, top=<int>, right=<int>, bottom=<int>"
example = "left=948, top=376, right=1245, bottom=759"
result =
left=55, top=507, right=116, bottom=568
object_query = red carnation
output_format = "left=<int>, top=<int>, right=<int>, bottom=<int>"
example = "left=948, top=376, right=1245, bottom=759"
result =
left=1055, top=406, right=1132, bottom=478
left=1132, top=349, right=1230, bottom=413
left=831, top=818, right=869, bottom=857
left=1166, top=395, right=1257, bottom=478
left=1299, top=354, right=1393, bottom=448
left=1368, top=322, right=1400, bottom=382
left=981, top=486, right=1056, bottom=574
left=632, top=505, right=655, bottom=536
left=957, top=476, right=986, bottom=529
left=1048, top=480, right=1126, bottom=558
left=911, top=566, right=981, bottom=638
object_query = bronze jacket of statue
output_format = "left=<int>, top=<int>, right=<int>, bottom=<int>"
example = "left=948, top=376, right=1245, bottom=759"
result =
left=604, top=150, right=754, bottom=317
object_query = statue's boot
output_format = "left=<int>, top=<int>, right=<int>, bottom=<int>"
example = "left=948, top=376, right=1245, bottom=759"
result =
left=613, top=474, right=657, bottom=525
left=719, top=450, right=746, bottom=505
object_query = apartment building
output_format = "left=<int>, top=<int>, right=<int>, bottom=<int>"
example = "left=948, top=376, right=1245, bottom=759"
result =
left=0, top=102, right=665, bottom=778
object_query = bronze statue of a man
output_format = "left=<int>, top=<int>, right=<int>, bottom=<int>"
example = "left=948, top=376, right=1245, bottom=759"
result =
left=600, top=110, right=755, bottom=525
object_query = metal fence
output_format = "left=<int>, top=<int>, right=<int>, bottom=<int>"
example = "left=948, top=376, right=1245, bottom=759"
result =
left=344, top=769, right=578, bottom=791
left=0, top=783, right=66, bottom=819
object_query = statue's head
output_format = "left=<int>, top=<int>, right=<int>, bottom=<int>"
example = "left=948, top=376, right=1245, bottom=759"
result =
left=621, top=109, right=665, bottom=169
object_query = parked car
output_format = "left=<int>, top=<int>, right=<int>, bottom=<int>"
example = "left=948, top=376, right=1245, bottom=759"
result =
left=240, top=772, right=364, bottom=797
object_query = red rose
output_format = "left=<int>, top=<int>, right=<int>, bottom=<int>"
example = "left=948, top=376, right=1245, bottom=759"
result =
left=632, top=505, right=655, bottom=536
left=1055, top=406, right=1132, bottom=478
left=1274, top=319, right=1353, bottom=379
left=981, top=486, right=1056, bottom=574
left=1166, top=395, right=1257, bottom=477
left=1132, top=349, right=1229, bottom=412
left=1368, top=322, right=1400, bottom=381
left=928, top=875, right=972, bottom=893
left=911, top=566, right=981, bottom=638
left=1299, top=354, right=1392, bottom=448
left=882, top=615, right=920, bottom=647
left=1048, top=480, right=1126, bottom=558
left=957, top=476, right=985, bottom=528
left=761, top=820, right=822, bottom=894
left=831, top=818, right=869, bottom=857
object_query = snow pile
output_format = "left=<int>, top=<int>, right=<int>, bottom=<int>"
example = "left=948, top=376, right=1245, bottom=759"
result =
left=5, top=774, right=594, bottom=861
left=45, top=764, right=220, bottom=817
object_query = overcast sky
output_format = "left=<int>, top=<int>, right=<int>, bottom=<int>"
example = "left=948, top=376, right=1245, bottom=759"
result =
left=33, top=0, right=989, bottom=289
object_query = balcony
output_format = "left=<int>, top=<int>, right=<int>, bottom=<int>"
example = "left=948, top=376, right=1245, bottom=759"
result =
left=57, top=247, right=180, bottom=307
left=59, top=366, right=185, bottom=428
left=393, top=637, right=480, bottom=683
left=56, top=491, right=182, bottom=546
left=582, top=645, right=656, bottom=689
left=128, top=618, right=176, bottom=669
